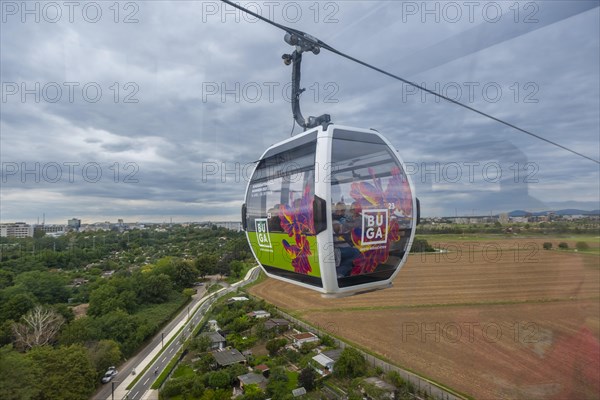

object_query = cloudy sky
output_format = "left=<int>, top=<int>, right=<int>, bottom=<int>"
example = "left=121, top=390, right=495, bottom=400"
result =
left=1, top=1, right=599, bottom=224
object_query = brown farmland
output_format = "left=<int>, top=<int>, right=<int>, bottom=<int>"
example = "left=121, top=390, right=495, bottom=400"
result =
left=249, top=238, right=600, bottom=400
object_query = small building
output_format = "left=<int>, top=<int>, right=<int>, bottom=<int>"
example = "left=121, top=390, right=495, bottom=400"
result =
left=322, top=348, right=342, bottom=361
left=254, top=364, right=270, bottom=377
left=212, top=349, right=246, bottom=367
left=291, top=332, right=319, bottom=347
left=208, top=319, right=219, bottom=331
left=292, top=387, right=307, bottom=397
left=202, top=331, right=226, bottom=351
left=311, top=348, right=342, bottom=376
left=247, top=310, right=271, bottom=319
left=312, top=353, right=335, bottom=376
left=237, top=372, right=267, bottom=391
left=264, top=318, right=291, bottom=332
left=228, top=296, right=249, bottom=303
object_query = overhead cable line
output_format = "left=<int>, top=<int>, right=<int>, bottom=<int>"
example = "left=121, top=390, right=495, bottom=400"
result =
left=219, top=0, right=600, bottom=165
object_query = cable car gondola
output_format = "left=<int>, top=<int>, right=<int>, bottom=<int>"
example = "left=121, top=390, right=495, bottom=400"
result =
left=241, top=31, right=419, bottom=297
left=242, top=124, right=418, bottom=297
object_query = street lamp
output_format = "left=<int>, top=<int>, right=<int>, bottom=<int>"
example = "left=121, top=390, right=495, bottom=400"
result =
left=111, top=380, right=119, bottom=400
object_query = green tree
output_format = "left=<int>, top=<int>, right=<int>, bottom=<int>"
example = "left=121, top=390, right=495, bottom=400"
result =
left=206, top=370, right=230, bottom=389
left=266, top=367, right=289, bottom=398
left=558, top=242, right=569, bottom=250
left=26, top=344, right=97, bottom=400
left=195, top=254, right=218, bottom=278
left=266, top=338, right=287, bottom=356
left=87, top=339, right=122, bottom=375
left=334, top=347, right=367, bottom=379
left=298, top=367, right=317, bottom=391
left=138, top=273, right=172, bottom=303
left=0, top=290, right=36, bottom=322
left=88, top=285, right=127, bottom=317
left=230, top=260, right=244, bottom=278
left=190, top=334, right=212, bottom=353
left=0, top=345, right=41, bottom=400
left=95, top=309, right=138, bottom=348
left=0, top=270, right=14, bottom=290
left=320, top=334, right=335, bottom=347
left=172, top=259, right=198, bottom=289
left=241, top=384, right=266, bottom=400
left=576, top=241, right=590, bottom=251
left=543, top=242, right=553, bottom=250
left=14, top=271, right=69, bottom=304
left=59, top=316, right=101, bottom=345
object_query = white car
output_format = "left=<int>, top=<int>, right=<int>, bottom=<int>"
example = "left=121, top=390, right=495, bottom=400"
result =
left=101, top=367, right=118, bottom=383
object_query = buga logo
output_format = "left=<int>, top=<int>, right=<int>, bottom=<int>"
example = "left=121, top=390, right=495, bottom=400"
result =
left=255, top=218, right=272, bottom=249
left=361, top=209, right=388, bottom=246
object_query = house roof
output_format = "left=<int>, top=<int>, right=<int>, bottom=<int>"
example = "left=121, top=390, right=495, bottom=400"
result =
left=202, top=331, right=226, bottom=343
left=292, top=387, right=307, bottom=397
left=292, top=332, right=318, bottom=341
left=212, top=349, right=246, bottom=366
left=255, top=364, right=270, bottom=372
left=322, top=348, right=343, bottom=361
left=264, top=318, right=290, bottom=330
left=312, top=353, right=334, bottom=367
left=238, top=372, right=266, bottom=385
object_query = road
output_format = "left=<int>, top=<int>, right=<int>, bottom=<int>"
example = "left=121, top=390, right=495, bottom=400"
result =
left=92, top=267, right=260, bottom=400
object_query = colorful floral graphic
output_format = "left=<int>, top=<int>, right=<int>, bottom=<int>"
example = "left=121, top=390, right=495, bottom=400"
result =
left=279, top=185, right=315, bottom=274
left=347, top=166, right=412, bottom=275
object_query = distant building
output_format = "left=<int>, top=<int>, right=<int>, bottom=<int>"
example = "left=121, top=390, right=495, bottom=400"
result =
left=34, top=224, right=66, bottom=236
left=0, top=222, right=34, bottom=238
left=211, top=221, right=243, bottom=231
left=68, top=218, right=81, bottom=230
left=447, top=216, right=498, bottom=224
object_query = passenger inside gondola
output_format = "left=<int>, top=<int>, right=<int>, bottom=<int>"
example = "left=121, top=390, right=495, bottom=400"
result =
left=332, top=202, right=360, bottom=278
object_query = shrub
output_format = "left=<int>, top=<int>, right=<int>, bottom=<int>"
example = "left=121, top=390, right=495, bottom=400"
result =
left=543, top=242, right=553, bottom=250
left=558, top=242, right=569, bottom=250
left=576, top=242, right=590, bottom=251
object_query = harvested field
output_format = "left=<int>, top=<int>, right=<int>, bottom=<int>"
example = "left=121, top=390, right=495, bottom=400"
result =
left=249, top=238, right=600, bottom=399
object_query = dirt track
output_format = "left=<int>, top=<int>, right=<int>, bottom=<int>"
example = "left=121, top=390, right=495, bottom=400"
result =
left=249, top=238, right=600, bottom=400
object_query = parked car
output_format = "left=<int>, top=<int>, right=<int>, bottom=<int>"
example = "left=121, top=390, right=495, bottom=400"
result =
left=101, top=367, right=118, bottom=383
